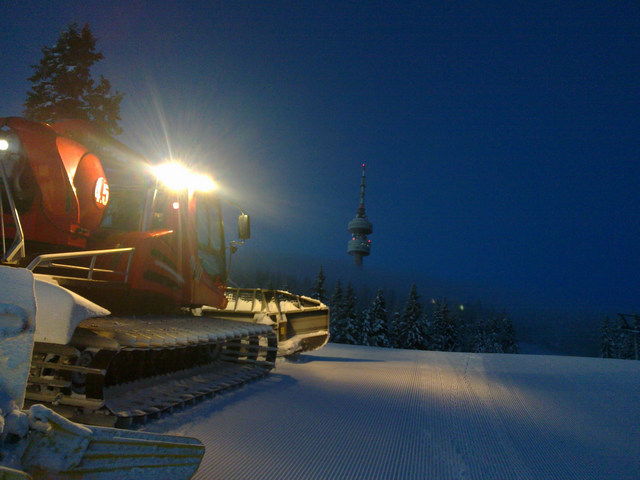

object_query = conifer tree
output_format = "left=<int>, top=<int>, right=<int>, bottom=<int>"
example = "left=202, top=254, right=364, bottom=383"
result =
left=24, top=23, right=124, bottom=135
left=601, top=314, right=640, bottom=360
left=426, top=298, right=458, bottom=351
left=342, top=282, right=362, bottom=344
left=471, top=317, right=502, bottom=353
left=310, top=266, right=327, bottom=304
left=360, top=308, right=372, bottom=346
left=600, top=317, right=617, bottom=358
left=329, top=281, right=347, bottom=343
left=361, top=288, right=390, bottom=347
left=496, top=313, right=519, bottom=353
left=391, top=284, right=424, bottom=349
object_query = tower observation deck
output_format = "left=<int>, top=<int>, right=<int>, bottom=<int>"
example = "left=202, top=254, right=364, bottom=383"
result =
left=347, top=164, right=373, bottom=266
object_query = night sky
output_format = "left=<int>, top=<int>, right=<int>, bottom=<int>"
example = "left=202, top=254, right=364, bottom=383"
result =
left=2, top=1, right=639, bottom=318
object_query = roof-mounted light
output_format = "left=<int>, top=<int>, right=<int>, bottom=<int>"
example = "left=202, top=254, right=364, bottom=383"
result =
left=152, top=162, right=217, bottom=192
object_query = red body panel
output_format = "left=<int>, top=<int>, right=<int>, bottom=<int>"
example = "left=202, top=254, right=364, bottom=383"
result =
left=1, top=117, right=85, bottom=248
left=1, top=117, right=228, bottom=311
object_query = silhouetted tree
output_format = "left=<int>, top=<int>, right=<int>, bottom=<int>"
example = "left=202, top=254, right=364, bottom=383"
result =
left=600, top=314, right=640, bottom=360
left=600, top=317, right=617, bottom=358
left=425, top=298, right=457, bottom=351
left=496, top=313, right=519, bottom=354
left=329, top=281, right=347, bottom=343
left=309, top=266, right=327, bottom=304
left=361, top=288, right=390, bottom=347
left=391, top=285, right=425, bottom=349
left=342, top=282, right=362, bottom=344
left=24, top=23, right=123, bottom=134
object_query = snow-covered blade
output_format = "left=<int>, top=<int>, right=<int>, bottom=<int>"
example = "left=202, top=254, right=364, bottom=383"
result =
left=20, top=406, right=203, bottom=480
left=1, top=404, right=203, bottom=480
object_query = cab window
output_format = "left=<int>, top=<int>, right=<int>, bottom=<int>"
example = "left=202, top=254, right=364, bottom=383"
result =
left=100, top=187, right=145, bottom=230
left=195, top=195, right=225, bottom=279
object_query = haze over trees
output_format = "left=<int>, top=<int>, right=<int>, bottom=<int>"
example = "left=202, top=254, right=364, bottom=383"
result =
left=24, top=22, right=123, bottom=135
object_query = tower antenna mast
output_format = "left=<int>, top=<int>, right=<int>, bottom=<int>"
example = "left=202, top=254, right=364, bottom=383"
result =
left=347, top=164, right=373, bottom=266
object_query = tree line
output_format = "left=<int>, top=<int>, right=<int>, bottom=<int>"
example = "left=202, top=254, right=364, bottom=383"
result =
left=309, top=267, right=519, bottom=354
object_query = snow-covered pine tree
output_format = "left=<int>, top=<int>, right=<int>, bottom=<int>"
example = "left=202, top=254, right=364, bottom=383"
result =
left=361, top=288, right=390, bottom=347
left=24, top=23, right=124, bottom=135
left=426, top=298, right=458, bottom=352
left=309, top=266, right=327, bottom=304
left=604, top=314, right=640, bottom=360
left=600, top=317, right=617, bottom=358
left=329, top=281, right=347, bottom=343
left=391, top=285, right=424, bottom=349
left=471, top=317, right=502, bottom=353
left=360, top=306, right=373, bottom=347
left=496, top=313, right=519, bottom=353
left=472, top=328, right=499, bottom=353
left=625, top=314, right=640, bottom=360
left=342, top=282, right=362, bottom=345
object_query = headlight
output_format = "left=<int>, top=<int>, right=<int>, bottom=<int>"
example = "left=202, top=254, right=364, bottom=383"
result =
left=152, top=162, right=217, bottom=192
left=0, top=130, right=21, bottom=155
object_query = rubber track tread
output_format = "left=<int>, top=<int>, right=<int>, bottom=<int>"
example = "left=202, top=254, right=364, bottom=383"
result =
left=26, top=316, right=277, bottom=426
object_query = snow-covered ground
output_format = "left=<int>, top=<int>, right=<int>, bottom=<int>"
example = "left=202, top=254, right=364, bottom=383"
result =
left=143, top=344, right=640, bottom=480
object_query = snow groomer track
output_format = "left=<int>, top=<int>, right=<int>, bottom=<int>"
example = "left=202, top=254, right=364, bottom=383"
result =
left=26, top=317, right=276, bottom=427
left=145, top=343, right=640, bottom=479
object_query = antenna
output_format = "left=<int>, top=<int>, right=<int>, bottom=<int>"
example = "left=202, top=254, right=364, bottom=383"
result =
left=347, top=164, right=373, bottom=266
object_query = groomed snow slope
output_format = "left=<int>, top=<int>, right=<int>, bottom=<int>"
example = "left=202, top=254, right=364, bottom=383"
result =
left=144, top=344, right=640, bottom=479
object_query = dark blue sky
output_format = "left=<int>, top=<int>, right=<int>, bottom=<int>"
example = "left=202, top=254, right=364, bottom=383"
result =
left=2, top=1, right=639, bottom=315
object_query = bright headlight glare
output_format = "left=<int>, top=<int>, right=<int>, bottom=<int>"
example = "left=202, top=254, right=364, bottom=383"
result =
left=0, top=139, right=8, bottom=151
left=153, top=162, right=217, bottom=192
left=191, top=173, right=216, bottom=192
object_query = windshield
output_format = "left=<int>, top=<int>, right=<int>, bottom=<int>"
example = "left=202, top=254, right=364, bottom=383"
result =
left=99, top=187, right=146, bottom=231
left=195, top=193, right=225, bottom=279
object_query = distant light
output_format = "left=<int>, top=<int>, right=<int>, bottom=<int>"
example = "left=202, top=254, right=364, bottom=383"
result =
left=153, top=162, right=217, bottom=192
left=459, top=304, right=465, bottom=311
left=0, top=139, right=8, bottom=151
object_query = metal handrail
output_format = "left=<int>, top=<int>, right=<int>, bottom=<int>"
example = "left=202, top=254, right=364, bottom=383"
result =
left=26, top=247, right=135, bottom=282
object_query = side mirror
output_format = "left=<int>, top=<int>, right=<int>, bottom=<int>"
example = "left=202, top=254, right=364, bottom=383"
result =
left=238, top=214, right=250, bottom=240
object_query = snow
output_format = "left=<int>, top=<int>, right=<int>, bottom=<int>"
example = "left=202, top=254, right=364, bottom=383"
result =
left=32, top=274, right=110, bottom=344
left=0, top=266, right=36, bottom=413
left=142, top=343, right=640, bottom=479
left=21, top=405, right=92, bottom=472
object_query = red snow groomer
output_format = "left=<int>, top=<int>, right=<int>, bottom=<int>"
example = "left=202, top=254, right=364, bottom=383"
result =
left=0, top=117, right=329, bottom=426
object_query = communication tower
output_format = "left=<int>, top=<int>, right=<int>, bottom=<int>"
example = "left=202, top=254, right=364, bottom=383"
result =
left=347, top=164, right=373, bottom=266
